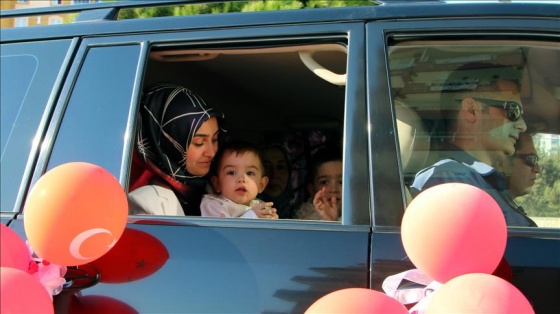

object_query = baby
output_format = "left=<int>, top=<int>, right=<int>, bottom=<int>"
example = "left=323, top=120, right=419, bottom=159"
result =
left=296, top=146, right=342, bottom=221
left=201, top=140, right=279, bottom=219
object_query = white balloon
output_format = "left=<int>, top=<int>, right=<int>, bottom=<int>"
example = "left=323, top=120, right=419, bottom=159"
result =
left=69, top=228, right=116, bottom=260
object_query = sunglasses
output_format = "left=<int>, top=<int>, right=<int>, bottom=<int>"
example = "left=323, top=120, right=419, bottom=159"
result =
left=514, top=153, right=539, bottom=167
left=472, top=98, right=523, bottom=122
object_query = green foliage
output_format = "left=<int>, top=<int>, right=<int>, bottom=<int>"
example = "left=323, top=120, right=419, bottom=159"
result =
left=518, top=152, right=560, bottom=218
left=118, top=0, right=376, bottom=19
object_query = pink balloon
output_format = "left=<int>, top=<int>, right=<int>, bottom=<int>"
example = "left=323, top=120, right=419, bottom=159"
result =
left=24, top=162, right=128, bottom=266
left=305, top=288, right=408, bottom=313
left=401, top=183, right=507, bottom=283
left=0, top=267, right=54, bottom=314
left=0, top=224, right=31, bottom=272
left=427, top=273, right=534, bottom=313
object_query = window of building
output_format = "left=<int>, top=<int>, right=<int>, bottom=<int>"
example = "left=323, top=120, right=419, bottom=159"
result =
left=15, top=17, right=28, bottom=27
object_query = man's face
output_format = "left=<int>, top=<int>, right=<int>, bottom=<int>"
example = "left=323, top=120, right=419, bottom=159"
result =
left=508, top=134, right=540, bottom=198
left=475, top=80, right=528, bottom=161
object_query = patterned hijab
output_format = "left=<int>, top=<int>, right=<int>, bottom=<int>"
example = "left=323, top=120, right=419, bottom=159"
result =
left=137, top=83, right=224, bottom=193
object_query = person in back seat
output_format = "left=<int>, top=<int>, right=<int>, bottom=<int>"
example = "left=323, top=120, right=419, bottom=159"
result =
left=128, top=83, right=224, bottom=216
left=260, top=144, right=297, bottom=218
left=410, top=63, right=536, bottom=227
left=296, top=145, right=342, bottom=221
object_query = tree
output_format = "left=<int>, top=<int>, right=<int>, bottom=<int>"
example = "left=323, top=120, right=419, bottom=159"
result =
left=118, top=0, right=376, bottom=19
left=518, top=152, right=560, bottom=217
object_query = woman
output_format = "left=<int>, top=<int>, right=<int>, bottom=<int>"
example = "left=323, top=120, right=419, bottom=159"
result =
left=260, top=144, right=297, bottom=218
left=129, top=83, right=224, bottom=216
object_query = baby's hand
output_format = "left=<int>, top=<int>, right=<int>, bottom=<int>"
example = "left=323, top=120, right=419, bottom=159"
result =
left=252, top=202, right=279, bottom=219
left=313, top=187, right=339, bottom=221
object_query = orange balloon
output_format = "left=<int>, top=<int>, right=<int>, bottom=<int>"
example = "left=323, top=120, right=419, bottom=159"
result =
left=401, top=183, right=507, bottom=283
left=1, top=267, right=54, bottom=314
left=427, top=273, right=534, bottom=313
left=24, top=162, right=128, bottom=266
left=305, top=288, right=408, bottom=314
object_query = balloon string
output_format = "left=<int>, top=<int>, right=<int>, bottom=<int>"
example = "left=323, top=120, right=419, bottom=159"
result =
left=26, top=242, right=67, bottom=299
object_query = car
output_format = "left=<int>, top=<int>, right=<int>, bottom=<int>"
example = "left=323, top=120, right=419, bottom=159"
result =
left=1, top=0, right=559, bottom=313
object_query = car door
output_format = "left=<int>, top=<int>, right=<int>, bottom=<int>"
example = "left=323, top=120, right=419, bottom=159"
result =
left=9, top=20, right=373, bottom=313
left=367, top=9, right=560, bottom=313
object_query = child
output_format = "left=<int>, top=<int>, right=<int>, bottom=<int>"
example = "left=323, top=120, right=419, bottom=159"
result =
left=296, top=146, right=342, bottom=221
left=201, top=140, right=279, bottom=219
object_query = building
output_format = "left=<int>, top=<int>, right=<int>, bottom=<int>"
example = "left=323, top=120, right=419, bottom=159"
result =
left=1, top=0, right=101, bottom=28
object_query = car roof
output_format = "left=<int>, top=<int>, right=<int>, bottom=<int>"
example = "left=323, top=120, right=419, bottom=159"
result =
left=2, top=0, right=559, bottom=42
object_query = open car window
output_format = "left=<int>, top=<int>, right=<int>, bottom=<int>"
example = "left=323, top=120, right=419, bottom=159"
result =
left=130, top=41, right=348, bottom=220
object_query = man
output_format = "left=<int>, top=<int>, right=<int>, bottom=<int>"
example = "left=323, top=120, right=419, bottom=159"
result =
left=410, top=63, right=536, bottom=227
left=506, top=132, right=541, bottom=199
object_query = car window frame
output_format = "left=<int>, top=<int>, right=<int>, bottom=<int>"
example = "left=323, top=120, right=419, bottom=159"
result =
left=369, top=17, right=560, bottom=234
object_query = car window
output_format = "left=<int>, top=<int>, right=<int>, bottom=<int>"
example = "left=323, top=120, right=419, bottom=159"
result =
left=0, top=39, right=71, bottom=212
left=130, top=41, right=349, bottom=221
left=389, top=39, right=560, bottom=228
left=47, top=44, right=140, bottom=180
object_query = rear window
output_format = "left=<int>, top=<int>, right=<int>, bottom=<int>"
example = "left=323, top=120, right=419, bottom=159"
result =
left=0, top=39, right=71, bottom=212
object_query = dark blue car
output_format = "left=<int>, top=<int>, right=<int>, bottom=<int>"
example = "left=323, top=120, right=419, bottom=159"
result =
left=1, top=0, right=559, bottom=313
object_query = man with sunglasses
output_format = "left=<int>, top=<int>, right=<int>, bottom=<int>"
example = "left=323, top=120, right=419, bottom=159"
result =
left=411, top=62, right=536, bottom=227
left=506, top=132, right=541, bottom=200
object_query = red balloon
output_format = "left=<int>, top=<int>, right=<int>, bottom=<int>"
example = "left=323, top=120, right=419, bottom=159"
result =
left=0, top=224, right=31, bottom=271
left=69, top=295, right=138, bottom=314
left=305, top=288, right=408, bottom=314
left=24, top=162, right=128, bottom=266
left=401, top=183, right=507, bottom=283
left=427, top=273, right=534, bottom=313
left=1, top=267, right=54, bottom=314
left=89, top=228, right=169, bottom=283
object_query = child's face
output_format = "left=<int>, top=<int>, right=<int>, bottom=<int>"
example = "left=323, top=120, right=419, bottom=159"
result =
left=308, top=161, right=342, bottom=207
left=211, top=151, right=269, bottom=206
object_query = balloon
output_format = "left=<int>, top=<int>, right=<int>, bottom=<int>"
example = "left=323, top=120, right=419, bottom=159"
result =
left=1, top=267, right=54, bottom=314
left=426, top=273, right=534, bottom=313
left=305, top=288, right=408, bottom=313
left=0, top=224, right=31, bottom=271
left=401, top=183, right=507, bottom=283
left=89, top=228, right=169, bottom=283
left=24, top=162, right=128, bottom=266
left=69, top=295, right=138, bottom=314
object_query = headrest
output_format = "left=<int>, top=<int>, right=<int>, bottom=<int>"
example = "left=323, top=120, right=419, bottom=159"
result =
left=395, top=100, right=431, bottom=173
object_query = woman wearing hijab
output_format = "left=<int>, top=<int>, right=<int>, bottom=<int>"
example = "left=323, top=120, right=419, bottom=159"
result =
left=260, top=144, right=297, bottom=218
left=129, top=83, right=224, bottom=216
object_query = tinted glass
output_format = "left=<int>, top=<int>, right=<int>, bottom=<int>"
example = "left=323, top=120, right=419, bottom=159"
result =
left=0, top=40, right=71, bottom=212
left=390, top=41, right=560, bottom=228
left=48, top=45, right=140, bottom=179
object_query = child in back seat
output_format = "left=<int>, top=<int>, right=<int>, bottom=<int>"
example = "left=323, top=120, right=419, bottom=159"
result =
left=295, top=145, right=342, bottom=221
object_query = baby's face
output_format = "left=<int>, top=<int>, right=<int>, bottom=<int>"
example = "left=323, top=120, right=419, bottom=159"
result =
left=213, top=151, right=268, bottom=206
left=310, top=161, right=342, bottom=207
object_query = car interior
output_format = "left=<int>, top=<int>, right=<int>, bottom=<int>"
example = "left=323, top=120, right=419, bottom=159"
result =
left=389, top=39, right=560, bottom=212
left=128, top=37, right=560, bottom=222
left=129, top=41, right=348, bottom=217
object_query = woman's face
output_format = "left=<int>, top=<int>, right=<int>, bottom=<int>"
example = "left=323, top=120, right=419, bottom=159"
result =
left=263, top=147, right=289, bottom=197
left=185, top=117, right=220, bottom=176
